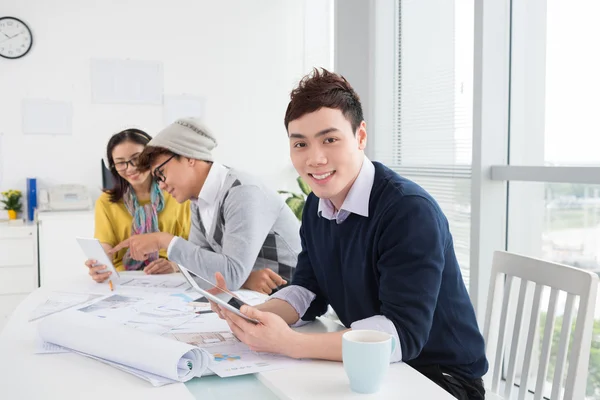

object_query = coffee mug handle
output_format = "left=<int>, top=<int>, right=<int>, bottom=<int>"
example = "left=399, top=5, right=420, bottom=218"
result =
left=390, top=336, right=397, bottom=355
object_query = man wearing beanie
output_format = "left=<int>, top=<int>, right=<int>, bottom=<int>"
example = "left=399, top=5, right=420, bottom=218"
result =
left=110, top=118, right=301, bottom=294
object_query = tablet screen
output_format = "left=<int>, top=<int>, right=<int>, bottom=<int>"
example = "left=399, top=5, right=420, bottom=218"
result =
left=226, top=296, right=247, bottom=311
left=181, top=267, right=250, bottom=311
left=178, top=266, right=259, bottom=324
left=76, top=237, right=120, bottom=279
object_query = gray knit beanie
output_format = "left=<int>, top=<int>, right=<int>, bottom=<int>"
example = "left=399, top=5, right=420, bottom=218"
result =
left=148, top=117, right=217, bottom=161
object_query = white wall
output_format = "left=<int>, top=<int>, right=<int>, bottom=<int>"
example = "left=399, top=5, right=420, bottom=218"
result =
left=334, top=0, right=372, bottom=153
left=0, top=0, right=333, bottom=201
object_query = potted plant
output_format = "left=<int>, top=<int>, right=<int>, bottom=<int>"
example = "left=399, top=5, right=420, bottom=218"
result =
left=1, top=190, right=23, bottom=220
left=279, top=177, right=311, bottom=220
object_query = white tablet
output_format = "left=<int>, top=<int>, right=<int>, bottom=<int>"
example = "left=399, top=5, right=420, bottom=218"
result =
left=178, top=265, right=259, bottom=324
left=76, top=237, right=120, bottom=281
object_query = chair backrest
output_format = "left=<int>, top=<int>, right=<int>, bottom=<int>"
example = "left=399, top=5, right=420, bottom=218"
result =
left=484, top=251, right=598, bottom=400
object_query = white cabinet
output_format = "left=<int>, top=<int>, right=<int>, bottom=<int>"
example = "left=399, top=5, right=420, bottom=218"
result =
left=37, top=211, right=95, bottom=288
left=0, top=223, right=38, bottom=331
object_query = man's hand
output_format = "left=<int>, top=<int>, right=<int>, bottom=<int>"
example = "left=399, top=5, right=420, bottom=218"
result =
left=144, top=259, right=178, bottom=274
left=206, top=273, right=297, bottom=356
left=85, top=259, right=112, bottom=283
left=242, top=268, right=287, bottom=294
left=219, top=304, right=300, bottom=357
left=109, top=232, right=173, bottom=261
left=206, top=272, right=238, bottom=320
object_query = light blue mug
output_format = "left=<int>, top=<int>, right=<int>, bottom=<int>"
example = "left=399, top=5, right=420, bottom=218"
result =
left=342, top=330, right=397, bottom=394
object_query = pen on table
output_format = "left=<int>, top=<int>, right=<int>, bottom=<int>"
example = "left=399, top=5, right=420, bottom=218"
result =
left=108, top=280, right=113, bottom=291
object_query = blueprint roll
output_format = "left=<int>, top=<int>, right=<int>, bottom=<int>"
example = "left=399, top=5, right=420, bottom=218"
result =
left=26, top=177, right=37, bottom=221
left=38, top=310, right=212, bottom=385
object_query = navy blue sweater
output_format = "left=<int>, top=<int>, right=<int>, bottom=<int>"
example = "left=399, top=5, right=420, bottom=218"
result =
left=292, top=162, right=488, bottom=380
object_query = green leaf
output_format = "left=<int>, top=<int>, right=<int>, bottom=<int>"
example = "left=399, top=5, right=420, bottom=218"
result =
left=285, top=197, right=305, bottom=221
left=297, top=177, right=312, bottom=196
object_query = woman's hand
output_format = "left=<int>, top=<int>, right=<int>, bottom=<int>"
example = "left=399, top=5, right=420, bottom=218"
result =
left=85, top=259, right=112, bottom=283
left=144, top=258, right=178, bottom=274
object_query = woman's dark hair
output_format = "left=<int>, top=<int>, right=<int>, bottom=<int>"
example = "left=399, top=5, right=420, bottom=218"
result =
left=104, top=128, right=152, bottom=203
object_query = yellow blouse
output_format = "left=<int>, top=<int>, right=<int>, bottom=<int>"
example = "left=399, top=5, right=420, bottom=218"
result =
left=94, top=191, right=191, bottom=271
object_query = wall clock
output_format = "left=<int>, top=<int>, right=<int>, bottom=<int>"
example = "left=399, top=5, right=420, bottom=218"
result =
left=0, top=17, right=33, bottom=59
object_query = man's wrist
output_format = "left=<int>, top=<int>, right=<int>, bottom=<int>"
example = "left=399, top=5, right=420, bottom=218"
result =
left=286, top=331, right=306, bottom=359
left=158, top=232, right=175, bottom=249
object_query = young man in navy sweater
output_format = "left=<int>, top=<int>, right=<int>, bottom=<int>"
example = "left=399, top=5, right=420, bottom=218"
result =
left=210, top=68, right=488, bottom=399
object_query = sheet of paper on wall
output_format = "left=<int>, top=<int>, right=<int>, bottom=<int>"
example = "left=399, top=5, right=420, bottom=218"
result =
left=22, top=99, right=73, bottom=135
left=91, top=59, right=164, bottom=104
left=0, top=132, right=3, bottom=188
left=163, top=95, right=206, bottom=125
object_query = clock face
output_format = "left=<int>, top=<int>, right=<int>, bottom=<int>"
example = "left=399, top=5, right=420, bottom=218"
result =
left=0, top=17, right=33, bottom=59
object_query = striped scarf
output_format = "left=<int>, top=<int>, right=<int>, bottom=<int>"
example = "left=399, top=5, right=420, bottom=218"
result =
left=122, top=181, right=165, bottom=271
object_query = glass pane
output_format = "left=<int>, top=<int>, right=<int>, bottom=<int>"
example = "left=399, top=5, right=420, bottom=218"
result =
left=545, top=0, right=600, bottom=166
left=380, top=0, right=473, bottom=291
left=507, top=181, right=600, bottom=399
left=511, top=0, right=600, bottom=166
left=381, top=0, right=473, bottom=168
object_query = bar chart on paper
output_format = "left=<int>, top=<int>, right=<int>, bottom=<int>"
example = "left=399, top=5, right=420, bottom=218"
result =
left=165, top=328, right=304, bottom=378
left=206, top=344, right=304, bottom=378
left=214, top=353, right=242, bottom=362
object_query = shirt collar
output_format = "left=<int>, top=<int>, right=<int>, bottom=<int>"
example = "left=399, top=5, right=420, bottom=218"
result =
left=318, top=155, right=375, bottom=223
left=196, top=162, right=228, bottom=206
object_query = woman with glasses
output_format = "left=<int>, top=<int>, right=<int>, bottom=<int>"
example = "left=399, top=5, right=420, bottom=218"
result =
left=84, top=128, right=191, bottom=283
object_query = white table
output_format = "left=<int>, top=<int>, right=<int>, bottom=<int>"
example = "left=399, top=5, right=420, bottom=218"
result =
left=0, top=273, right=454, bottom=400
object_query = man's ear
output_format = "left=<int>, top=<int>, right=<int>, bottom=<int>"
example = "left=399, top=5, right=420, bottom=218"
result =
left=187, top=157, right=196, bottom=166
left=357, top=121, right=368, bottom=150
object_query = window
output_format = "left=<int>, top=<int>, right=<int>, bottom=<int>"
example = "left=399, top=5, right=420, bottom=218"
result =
left=485, top=0, right=600, bottom=397
left=543, top=1, right=600, bottom=167
left=375, top=0, right=474, bottom=289
left=508, top=182, right=600, bottom=398
left=375, top=0, right=600, bottom=394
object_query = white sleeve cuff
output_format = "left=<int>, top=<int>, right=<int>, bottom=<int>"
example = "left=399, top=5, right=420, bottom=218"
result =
left=270, top=285, right=316, bottom=327
left=167, top=236, right=180, bottom=260
left=350, top=315, right=403, bottom=363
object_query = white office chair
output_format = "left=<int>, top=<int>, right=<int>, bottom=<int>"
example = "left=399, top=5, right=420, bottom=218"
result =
left=484, top=251, right=598, bottom=400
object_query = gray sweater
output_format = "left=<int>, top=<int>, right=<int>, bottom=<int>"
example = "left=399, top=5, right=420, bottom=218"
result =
left=169, top=168, right=301, bottom=290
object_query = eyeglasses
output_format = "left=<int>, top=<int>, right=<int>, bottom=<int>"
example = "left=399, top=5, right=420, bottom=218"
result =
left=113, top=156, right=139, bottom=172
left=153, top=154, right=176, bottom=183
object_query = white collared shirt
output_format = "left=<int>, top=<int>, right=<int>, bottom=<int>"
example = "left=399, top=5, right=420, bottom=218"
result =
left=167, top=162, right=229, bottom=258
left=196, top=162, right=229, bottom=232
left=317, top=155, right=374, bottom=224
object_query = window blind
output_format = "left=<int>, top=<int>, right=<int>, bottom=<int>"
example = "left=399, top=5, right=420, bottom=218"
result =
left=374, top=0, right=473, bottom=289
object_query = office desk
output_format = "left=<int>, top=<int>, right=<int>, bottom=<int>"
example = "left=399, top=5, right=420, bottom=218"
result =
left=0, top=274, right=454, bottom=400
